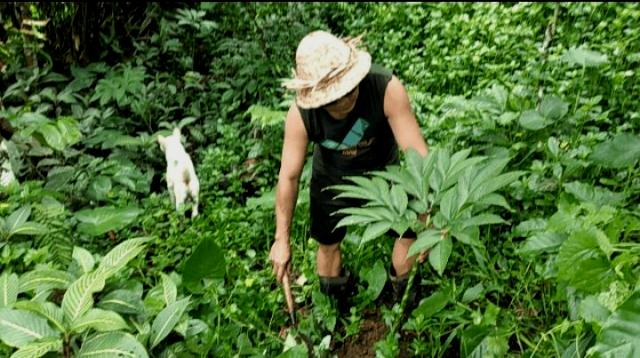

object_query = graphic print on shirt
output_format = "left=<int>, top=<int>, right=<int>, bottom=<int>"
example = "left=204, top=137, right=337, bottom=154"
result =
left=320, top=117, right=371, bottom=151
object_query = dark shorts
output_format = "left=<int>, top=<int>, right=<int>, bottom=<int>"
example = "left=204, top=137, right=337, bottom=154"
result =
left=309, top=171, right=417, bottom=246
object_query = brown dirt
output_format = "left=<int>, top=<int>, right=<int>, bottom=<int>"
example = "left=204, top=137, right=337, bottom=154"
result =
left=334, top=318, right=387, bottom=358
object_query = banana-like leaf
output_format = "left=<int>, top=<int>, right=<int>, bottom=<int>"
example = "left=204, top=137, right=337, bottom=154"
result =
left=77, top=331, right=148, bottom=358
left=0, top=308, right=60, bottom=348
left=13, top=301, right=65, bottom=334
left=97, top=289, right=145, bottom=315
left=62, top=271, right=107, bottom=324
left=149, top=297, right=190, bottom=348
left=160, top=273, right=177, bottom=306
left=70, top=308, right=129, bottom=334
left=5, top=206, right=31, bottom=233
left=74, top=206, right=142, bottom=237
left=9, top=222, right=48, bottom=237
left=72, top=247, right=96, bottom=275
left=19, top=269, right=74, bottom=293
left=97, top=237, right=150, bottom=278
left=0, top=272, right=19, bottom=308
left=9, top=337, right=62, bottom=358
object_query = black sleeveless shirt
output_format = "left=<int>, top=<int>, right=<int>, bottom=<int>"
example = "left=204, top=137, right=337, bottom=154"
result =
left=299, top=64, right=398, bottom=179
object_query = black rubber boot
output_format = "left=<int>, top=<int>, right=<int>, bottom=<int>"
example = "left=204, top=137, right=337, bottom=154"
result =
left=319, top=269, right=355, bottom=315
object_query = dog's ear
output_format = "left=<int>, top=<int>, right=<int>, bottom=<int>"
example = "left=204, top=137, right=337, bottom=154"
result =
left=173, top=127, right=181, bottom=138
left=157, top=135, right=166, bottom=151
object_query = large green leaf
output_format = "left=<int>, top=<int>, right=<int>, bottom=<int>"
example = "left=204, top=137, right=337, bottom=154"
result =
left=460, top=326, right=509, bottom=358
left=19, top=269, right=74, bottom=293
left=77, top=331, right=148, bottom=358
left=360, top=260, right=387, bottom=301
left=96, top=237, right=150, bottom=278
left=0, top=309, right=60, bottom=348
left=183, top=236, right=225, bottom=292
left=462, top=283, right=485, bottom=303
left=561, top=47, right=609, bottom=67
left=62, top=271, right=107, bottom=324
left=36, top=123, right=65, bottom=151
left=74, top=206, right=142, bottom=237
left=361, top=221, right=392, bottom=245
left=45, top=166, right=75, bottom=190
left=411, top=288, right=451, bottom=319
left=589, top=289, right=640, bottom=357
left=97, top=289, right=144, bottom=315
left=462, top=214, right=505, bottom=229
left=579, top=295, right=611, bottom=325
left=0, top=272, right=19, bottom=308
left=408, top=229, right=441, bottom=257
left=469, top=171, right=524, bottom=203
left=9, top=222, right=48, bottom=237
left=389, top=184, right=408, bottom=215
left=334, top=214, right=378, bottom=229
left=5, top=206, right=31, bottom=234
left=518, top=232, right=565, bottom=254
left=9, top=337, right=62, bottom=358
left=540, top=96, right=568, bottom=121
left=589, top=133, right=640, bottom=169
left=13, top=301, right=65, bottom=334
left=87, top=176, right=112, bottom=201
left=160, top=273, right=177, bottom=306
left=556, top=229, right=615, bottom=293
left=519, top=110, right=548, bottom=130
left=429, top=237, right=453, bottom=276
left=55, top=116, right=82, bottom=147
left=70, top=308, right=129, bottom=334
left=73, top=247, right=96, bottom=275
left=335, top=206, right=396, bottom=222
left=149, top=297, right=190, bottom=348
left=452, top=226, right=482, bottom=247
left=563, top=182, right=627, bottom=208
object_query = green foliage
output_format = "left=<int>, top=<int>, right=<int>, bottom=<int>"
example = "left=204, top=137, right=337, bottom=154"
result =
left=2, top=2, right=639, bottom=357
left=332, top=147, right=522, bottom=276
left=182, top=236, right=226, bottom=293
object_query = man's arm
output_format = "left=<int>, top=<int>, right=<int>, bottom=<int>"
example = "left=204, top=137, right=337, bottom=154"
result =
left=384, top=75, right=428, bottom=157
left=271, top=103, right=309, bottom=283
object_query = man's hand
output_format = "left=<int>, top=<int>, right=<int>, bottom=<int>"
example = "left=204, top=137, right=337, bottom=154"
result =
left=269, top=239, right=291, bottom=284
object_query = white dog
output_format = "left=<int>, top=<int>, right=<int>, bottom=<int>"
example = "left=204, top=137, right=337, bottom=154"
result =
left=157, top=128, right=200, bottom=218
left=1, top=140, right=17, bottom=188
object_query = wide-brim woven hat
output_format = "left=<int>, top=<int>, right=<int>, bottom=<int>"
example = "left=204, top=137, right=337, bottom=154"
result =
left=282, top=31, right=371, bottom=109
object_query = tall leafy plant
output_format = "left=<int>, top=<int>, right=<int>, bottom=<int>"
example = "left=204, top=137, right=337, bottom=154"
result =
left=331, top=147, right=523, bottom=276
left=0, top=237, right=204, bottom=357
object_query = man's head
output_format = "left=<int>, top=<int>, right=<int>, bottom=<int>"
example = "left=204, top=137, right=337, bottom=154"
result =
left=283, top=31, right=371, bottom=110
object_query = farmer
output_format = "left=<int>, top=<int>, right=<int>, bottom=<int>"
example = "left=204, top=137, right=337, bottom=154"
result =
left=269, top=30, right=428, bottom=312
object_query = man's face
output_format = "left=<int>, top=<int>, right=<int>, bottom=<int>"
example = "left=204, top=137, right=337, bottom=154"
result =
left=322, top=86, right=359, bottom=119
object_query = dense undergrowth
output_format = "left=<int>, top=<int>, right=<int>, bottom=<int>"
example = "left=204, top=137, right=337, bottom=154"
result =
left=1, top=2, right=639, bottom=357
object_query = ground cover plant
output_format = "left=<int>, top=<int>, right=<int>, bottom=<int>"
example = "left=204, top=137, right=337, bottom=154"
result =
left=1, top=2, right=639, bottom=357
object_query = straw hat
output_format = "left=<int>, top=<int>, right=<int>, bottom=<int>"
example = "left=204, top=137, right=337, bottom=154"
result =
left=282, top=31, right=372, bottom=109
